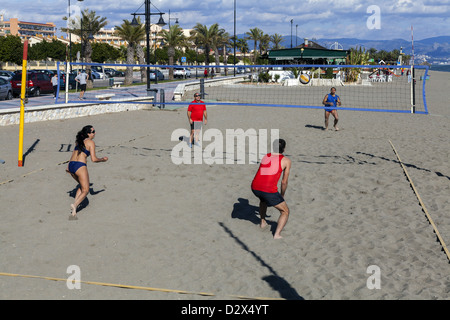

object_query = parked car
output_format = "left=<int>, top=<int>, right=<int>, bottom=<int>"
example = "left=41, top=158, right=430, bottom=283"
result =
left=115, top=70, right=125, bottom=77
left=91, top=66, right=108, bottom=79
left=35, top=70, right=67, bottom=89
left=0, top=70, right=15, bottom=81
left=67, top=73, right=77, bottom=90
left=104, top=68, right=125, bottom=77
left=90, top=70, right=107, bottom=80
left=149, top=69, right=164, bottom=81
left=0, top=77, right=13, bottom=100
left=236, top=67, right=248, bottom=74
left=174, top=67, right=191, bottom=79
left=11, top=72, right=53, bottom=97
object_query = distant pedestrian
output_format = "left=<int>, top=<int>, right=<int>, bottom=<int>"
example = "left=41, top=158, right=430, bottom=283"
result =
left=204, top=68, right=208, bottom=79
left=75, top=70, right=89, bottom=100
left=51, top=73, right=58, bottom=98
left=211, top=68, right=215, bottom=78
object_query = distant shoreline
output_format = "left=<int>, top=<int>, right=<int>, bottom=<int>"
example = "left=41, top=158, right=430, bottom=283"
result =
left=430, top=65, right=450, bottom=72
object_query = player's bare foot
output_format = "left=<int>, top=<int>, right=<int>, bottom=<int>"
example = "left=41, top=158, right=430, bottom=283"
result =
left=334, top=127, right=340, bottom=131
left=260, top=220, right=268, bottom=229
left=70, top=204, right=77, bottom=217
left=274, top=234, right=283, bottom=239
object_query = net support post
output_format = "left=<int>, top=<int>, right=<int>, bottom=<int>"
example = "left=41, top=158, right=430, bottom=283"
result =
left=65, top=61, right=70, bottom=103
left=411, top=66, right=416, bottom=113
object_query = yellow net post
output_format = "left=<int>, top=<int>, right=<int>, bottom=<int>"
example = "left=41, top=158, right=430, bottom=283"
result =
left=18, top=40, right=28, bottom=167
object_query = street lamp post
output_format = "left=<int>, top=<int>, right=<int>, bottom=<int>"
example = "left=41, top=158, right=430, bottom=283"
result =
left=132, top=0, right=166, bottom=96
left=233, top=0, right=236, bottom=77
left=296, top=24, right=298, bottom=47
left=153, top=31, right=159, bottom=84
left=168, top=9, right=179, bottom=28
left=290, top=19, right=293, bottom=48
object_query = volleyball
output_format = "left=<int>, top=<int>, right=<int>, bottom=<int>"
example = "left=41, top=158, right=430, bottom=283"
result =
left=300, top=73, right=311, bottom=84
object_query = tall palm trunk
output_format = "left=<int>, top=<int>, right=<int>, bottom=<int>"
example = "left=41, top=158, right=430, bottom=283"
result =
left=125, top=44, right=135, bottom=86
left=223, top=44, right=228, bottom=76
left=214, top=47, right=221, bottom=74
left=136, top=44, right=146, bottom=83
left=84, top=42, right=94, bottom=89
left=205, top=45, right=210, bottom=65
left=168, top=46, right=175, bottom=80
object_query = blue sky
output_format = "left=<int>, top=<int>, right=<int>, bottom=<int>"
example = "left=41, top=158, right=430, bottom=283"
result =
left=1, top=0, right=449, bottom=41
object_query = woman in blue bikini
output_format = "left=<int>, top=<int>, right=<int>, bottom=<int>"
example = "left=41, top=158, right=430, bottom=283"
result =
left=67, top=125, right=108, bottom=219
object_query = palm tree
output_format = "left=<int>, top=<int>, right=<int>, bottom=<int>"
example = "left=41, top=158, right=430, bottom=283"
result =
left=159, top=24, right=187, bottom=80
left=63, top=9, right=107, bottom=87
left=220, top=31, right=231, bottom=75
left=345, top=46, right=370, bottom=82
left=236, top=38, right=249, bottom=64
left=115, top=18, right=146, bottom=85
left=211, top=27, right=227, bottom=74
left=259, top=33, right=270, bottom=56
left=270, top=33, right=284, bottom=50
left=191, top=23, right=221, bottom=66
left=245, top=27, right=263, bottom=64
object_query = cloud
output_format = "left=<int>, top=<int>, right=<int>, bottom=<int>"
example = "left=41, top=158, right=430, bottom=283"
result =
left=1, top=0, right=448, bottom=41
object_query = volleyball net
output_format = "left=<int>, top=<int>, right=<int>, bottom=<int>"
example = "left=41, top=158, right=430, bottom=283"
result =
left=56, top=62, right=429, bottom=114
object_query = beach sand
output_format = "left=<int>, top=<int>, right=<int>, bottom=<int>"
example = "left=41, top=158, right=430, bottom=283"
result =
left=0, top=70, right=449, bottom=300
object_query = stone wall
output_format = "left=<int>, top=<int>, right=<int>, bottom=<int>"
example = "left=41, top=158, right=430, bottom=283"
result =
left=0, top=98, right=153, bottom=126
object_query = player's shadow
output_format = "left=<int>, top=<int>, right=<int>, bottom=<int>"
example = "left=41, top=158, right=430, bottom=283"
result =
left=357, top=151, right=450, bottom=181
left=231, top=198, right=264, bottom=225
left=67, top=183, right=105, bottom=213
left=178, top=135, right=190, bottom=143
left=305, top=124, right=325, bottom=130
left=22, top=139, right=40, bottom=166
left=231, top=198, right=279, bottom=234
left=219, top=222, right=304, bottom=300
left=262, top=275, right=304, bottom=300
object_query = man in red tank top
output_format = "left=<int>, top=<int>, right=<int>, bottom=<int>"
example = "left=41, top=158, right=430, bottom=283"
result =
left=251, top=139, right=291, bottom=239
left=187, top=93, right=207, bottom=147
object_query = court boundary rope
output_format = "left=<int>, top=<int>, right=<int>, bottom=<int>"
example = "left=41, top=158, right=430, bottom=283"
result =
left=0, top=271, right=284, bottom=300
left=389, top=140, right=450, bottom=263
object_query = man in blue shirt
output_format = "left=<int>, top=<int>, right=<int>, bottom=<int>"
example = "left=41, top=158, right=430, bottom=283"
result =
left=322, top=87, right=341, bottom=131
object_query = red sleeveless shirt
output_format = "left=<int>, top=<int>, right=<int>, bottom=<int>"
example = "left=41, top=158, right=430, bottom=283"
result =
left=251, top=153, right=284, bottom=193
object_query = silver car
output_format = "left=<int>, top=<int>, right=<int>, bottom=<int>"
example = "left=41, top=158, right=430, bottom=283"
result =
left=0, top=70, right=15, bottom=81
left=0, top=77, right=13, bottom=100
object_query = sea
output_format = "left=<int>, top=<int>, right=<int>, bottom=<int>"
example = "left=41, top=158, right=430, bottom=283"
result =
left=430, top=65, right=450, bottom=72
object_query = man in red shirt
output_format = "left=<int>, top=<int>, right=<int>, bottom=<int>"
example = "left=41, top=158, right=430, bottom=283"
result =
left=187, top=93, right=207, bottom=147
left=251, top=139, right=291, bottom=239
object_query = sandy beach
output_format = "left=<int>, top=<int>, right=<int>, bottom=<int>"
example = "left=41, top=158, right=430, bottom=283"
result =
left=0, top=70, right=449, bottom=300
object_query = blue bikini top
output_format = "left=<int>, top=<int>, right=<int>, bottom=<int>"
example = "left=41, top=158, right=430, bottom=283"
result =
left=75, top=146, right=90, bottom=157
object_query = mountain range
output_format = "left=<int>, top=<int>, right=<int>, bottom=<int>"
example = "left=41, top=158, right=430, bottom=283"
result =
left=315, top=36, right=450, bottom=60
